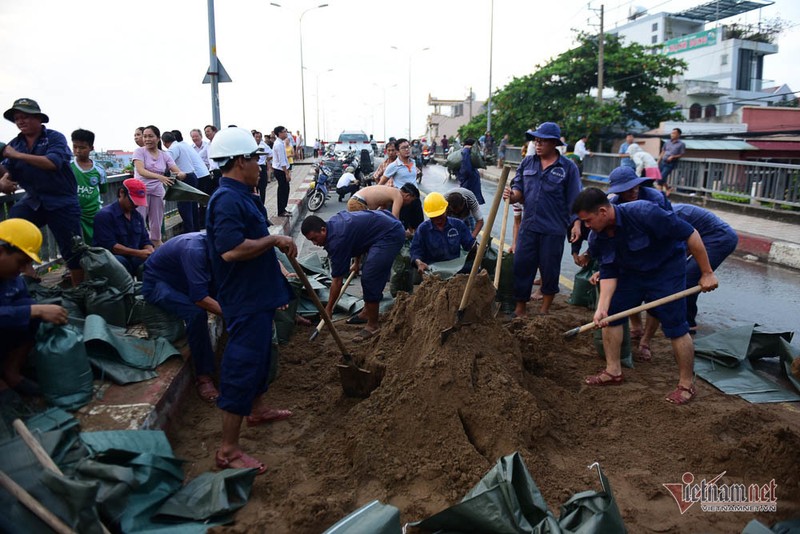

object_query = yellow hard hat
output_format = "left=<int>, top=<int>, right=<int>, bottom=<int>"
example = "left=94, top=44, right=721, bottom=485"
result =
left=0, top=218, right=43, bottom=263
left=423, top=192, right=448, bottom=218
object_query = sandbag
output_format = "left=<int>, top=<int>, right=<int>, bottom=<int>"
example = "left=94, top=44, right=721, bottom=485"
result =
left=593, top=321, right=634, bottom=369
left=389, top=242, right=412, bottom=296
left=35, top=323, right=94, bottom=411
left=446, top=146, right=487, bottom=172
left=446, top=149, right=463, bottom=172
left=79, top=247, right=134, bottom=294
left=85, top=286, right=128, bottom=328
left=274, top=278, right=302, bottom=344
left=165, top=178, right=210, bottom=205
left=568, top=264, right=597, bottom=309
left=495, top=250, right=515, bottom=305
left=129, top=298, right=186, bottom=342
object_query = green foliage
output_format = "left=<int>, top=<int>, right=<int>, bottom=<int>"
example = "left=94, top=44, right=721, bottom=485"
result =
left=463, top=33, right=686, bottom=145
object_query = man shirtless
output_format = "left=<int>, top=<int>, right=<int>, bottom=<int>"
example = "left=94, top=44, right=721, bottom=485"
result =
left=347, top=184, right=419, bottom=219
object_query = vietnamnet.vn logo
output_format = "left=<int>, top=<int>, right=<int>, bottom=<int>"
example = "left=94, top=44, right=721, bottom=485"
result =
left=663, top=471, right=778, bottom=514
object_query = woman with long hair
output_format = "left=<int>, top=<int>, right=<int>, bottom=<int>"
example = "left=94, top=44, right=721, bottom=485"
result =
left=132, top=125, right=184, bottom=247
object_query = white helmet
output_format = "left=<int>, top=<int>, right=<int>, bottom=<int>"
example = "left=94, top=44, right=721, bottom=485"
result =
left=208, top=127, right=259, bottom=166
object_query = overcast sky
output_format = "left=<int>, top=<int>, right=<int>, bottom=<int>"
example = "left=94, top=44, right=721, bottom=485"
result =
left=1, top=0, right=797, bottom=151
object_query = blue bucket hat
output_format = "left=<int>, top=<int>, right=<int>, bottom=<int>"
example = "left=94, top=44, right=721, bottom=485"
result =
left=607, top=166, right=653, bottom=194
left=525, top=122, right=563, bottom=145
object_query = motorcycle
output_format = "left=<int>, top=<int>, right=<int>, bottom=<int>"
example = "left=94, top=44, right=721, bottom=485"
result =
left=306, top=162, right=333, bottom=212
left=422, top=146, right=434, bottom=166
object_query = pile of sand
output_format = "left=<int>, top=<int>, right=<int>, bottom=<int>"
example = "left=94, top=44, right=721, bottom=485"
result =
left=170, top=273, right=800, bottom=533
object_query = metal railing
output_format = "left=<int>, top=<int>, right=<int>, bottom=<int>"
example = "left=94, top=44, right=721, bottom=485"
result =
left=583, top=153, right=800, bottom=210
left=0, top=173, right=181, bottom=268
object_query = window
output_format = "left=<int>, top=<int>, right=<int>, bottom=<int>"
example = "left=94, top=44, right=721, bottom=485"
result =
left=721, top=54, right=728, bottom=66
left=689, top=103, right=702, bottom=119
left=705, top=105, right=717, bottom=118
left=737, top=49, right=764, bottom=91
left=651, top=35, right=658, bottom=44
left=453, top=104, right=463, bottom=118
left=652, top=22, right=658, bottom=31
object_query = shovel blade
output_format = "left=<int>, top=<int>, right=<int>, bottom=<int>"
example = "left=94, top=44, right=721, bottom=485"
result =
left=337, top=363, right=382, bottom=398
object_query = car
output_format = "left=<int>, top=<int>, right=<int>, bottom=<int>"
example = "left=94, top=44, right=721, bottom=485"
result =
left=334, top=130, right=375, bottom=169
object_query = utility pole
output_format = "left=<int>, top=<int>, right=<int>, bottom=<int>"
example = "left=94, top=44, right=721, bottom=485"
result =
left=203, top=0, right=232, bottom=128
left=487, top=0, right=494, bottom=132
left=598, top=4, right=604, bottom=106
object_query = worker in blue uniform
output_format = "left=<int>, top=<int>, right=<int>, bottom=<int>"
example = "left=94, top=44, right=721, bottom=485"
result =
left=302, top=209, right=405, bottom=342
left=457, top=138, right=485, bottom=205
left=503, top=122, right=582, bottom=316
left=206, top=127, right=297, bottom=475
left=0, top=98, right=84, bottom=285
left=410, top=192, right=476, bottom=273
left=637, top=204, right=738, bottom=350
left=0, top=219, right=68, bottom=399
left=141, top=232, right=221, bottom=403
left=574, top=187, right=719, bottom=405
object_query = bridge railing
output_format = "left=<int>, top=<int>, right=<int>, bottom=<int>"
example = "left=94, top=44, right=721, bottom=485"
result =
left=583, top=153, right=800, bottom=210
left=0, top=173, right=181, bottom=268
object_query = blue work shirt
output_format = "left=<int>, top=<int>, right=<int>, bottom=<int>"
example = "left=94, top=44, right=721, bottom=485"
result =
left=325, top=210, right=405, bottom=278
left=588, top=200, right=695, bottom=280
left=673, top=204, right=735, bottom=246
left=2, top=126, right=78, bottom=210
left=93, top=201, right=152, bottom=251
left=206, top=177, right=291, bottom=317
left=410, top=217, right=475, bottom=265
left=143, top=232, right=213, bottom=303
left=610, top=185, right=672, bottom=211
left=0, top=276, right=34, bottom=329
left=511, top=154, right=581, bottom=236
left=383, top=158, right=417, bottom=189
left=458, top=147, right=485, bottom=204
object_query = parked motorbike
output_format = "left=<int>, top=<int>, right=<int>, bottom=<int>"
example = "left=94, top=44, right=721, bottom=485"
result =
left=306, top=162, right=333, bottom=212
left=422, top=146, right=434, bottom=166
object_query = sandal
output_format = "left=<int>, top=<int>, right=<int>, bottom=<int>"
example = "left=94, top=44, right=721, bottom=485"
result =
left=346, top=315, right=368, bottom=325
left=629, top=328, right=644, bottom=343
left=665, top=384, right=696, bottom=405
left=246, top=408, right=293, bottom=427
left=531, top=289, right=543, bottom=301
left=215, top=450, right=267, bottom=475
left=634, top=343, right=652, bottom=363
left=195, top=376, right=219, bottom=403
left=585, top=369, right=624, bottom=386
left=353, top=328, right=378, bottom=343
left=295, top=314, right=312, bottom=327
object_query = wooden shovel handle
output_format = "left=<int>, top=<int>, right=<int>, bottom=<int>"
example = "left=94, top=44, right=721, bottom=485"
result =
left=314, top=269, right=357, bottom=334
left=289, top=255, right=349, bottom=357
left=493, top=197, right=511, bottom=289
left=565, top=285, right=703, bottom=338
left=458, top=165, right=512, bottom=312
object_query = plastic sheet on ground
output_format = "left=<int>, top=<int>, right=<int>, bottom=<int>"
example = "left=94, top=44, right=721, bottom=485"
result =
left=409, top=452, right=625, bottom=533
left=323, top=500, right=402, bottom=534
left=694, top=324, right=800, bottom=403
left=83, top=314, right=181, bottom=384
left=742, top=518, right=800, bottom=534
left=154, top=468, right=257, bottom=522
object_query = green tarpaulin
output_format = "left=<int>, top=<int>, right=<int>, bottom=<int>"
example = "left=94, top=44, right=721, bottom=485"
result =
left=694, top=325, right=800, bottom=403
left=410, top=453, right=625, bottom=533
left=164, top=179, right=210, bottom=205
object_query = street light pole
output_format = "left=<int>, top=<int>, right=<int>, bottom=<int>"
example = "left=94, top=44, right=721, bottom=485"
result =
left=308, top=67, right=333, bottom=143
left=391, top=46, right=429, bottom=139
left=271, top=3, right=328, bottom=146
left=487, top=0, right=494, bottom=133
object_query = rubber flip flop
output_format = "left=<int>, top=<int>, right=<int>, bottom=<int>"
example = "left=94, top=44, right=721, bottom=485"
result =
left=246, top=408, right=293, bottom=427
left=215, top=450, right=267, bottom=475
left=634, top=344, right=652, bottom=363
left=346, top=315, right=368, bottom=325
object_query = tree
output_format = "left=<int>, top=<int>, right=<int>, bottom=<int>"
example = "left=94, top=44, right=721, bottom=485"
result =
left=460, top=33, right=686, bottom=146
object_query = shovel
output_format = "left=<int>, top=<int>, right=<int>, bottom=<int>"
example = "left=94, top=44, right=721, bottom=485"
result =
left=288, top=255, right=378, bottom=398
left=491, top=194, right=512, bottom=316
left=563, top=285, right=703, bottom=339
left=441, top=165, right=511, bottom=343
left=309, top=270, right=357, bottom=341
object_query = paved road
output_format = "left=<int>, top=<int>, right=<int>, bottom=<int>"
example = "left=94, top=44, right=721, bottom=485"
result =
left=295, top=160, right=800, bottom=346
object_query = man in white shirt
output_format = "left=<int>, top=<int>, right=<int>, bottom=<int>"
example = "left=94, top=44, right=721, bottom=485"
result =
left=190, top=128, right=210, bottom=168
left=336, top=166, right=359, bottom=202
left=272, top=125, right=291, bottom=217
left=253, top=131, right=273, bottom=205
left=574, top=135, right=591, bottom=161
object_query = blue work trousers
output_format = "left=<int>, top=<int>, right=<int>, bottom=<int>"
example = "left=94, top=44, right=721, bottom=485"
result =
left=361, top=233, right=405, bottom=302
left=513, top=229, right=565, bottom=302
left=141, top=279, right=215, bottom=377
left=685, top=231, right=738, bottom=327
left=216, top=310, right=275, bottom=416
